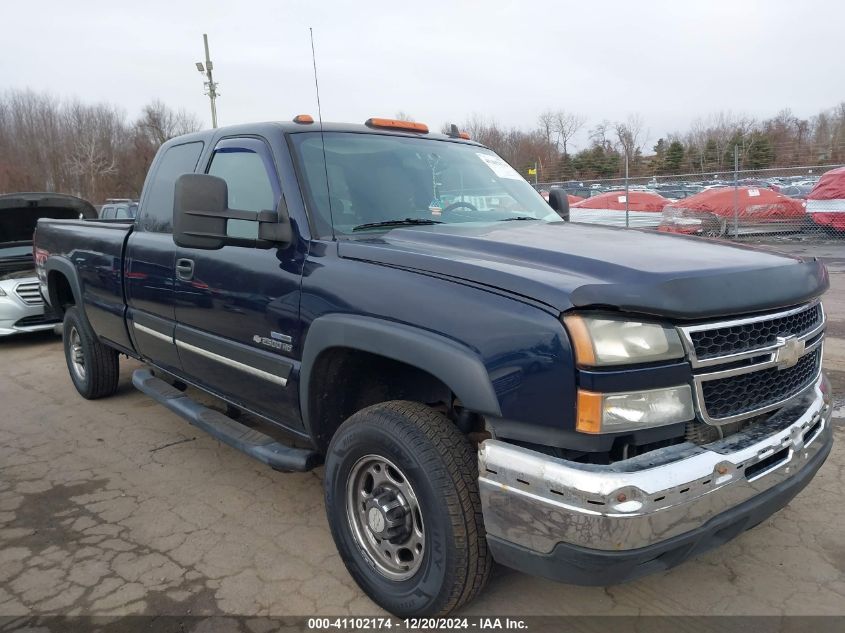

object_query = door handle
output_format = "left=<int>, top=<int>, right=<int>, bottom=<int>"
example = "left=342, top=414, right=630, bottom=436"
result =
left=176, top=258, right=195, bottom=281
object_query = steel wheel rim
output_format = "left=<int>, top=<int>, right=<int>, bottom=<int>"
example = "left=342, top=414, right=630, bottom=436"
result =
left=345, top=454, right=425, bottom=580
left=69, top=326, right=86, bottom=381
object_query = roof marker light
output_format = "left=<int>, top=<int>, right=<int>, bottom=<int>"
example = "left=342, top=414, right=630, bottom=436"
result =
left=365, top=118, right=429, bottom=134
left=293, top=114, right=314, bottom=124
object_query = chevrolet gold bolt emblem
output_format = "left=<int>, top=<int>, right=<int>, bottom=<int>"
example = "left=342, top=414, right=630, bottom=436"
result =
left=774, top=335, right=805, bottom=369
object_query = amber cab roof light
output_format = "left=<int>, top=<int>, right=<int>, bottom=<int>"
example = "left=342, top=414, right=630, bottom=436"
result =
left=365, top=118, right=429, bottom=134
left=293, top=114, right=314, bottom=124
left=459, top=131, right=471, bottom=140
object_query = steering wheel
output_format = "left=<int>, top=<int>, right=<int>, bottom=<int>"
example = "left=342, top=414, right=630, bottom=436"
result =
left=441, top=201, right=480, bottom=217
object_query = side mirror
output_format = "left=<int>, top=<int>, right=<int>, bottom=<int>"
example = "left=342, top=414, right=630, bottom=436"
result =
left=548, top=189, right=570, bottom=221
left=173, top=173, right=292, bottom=250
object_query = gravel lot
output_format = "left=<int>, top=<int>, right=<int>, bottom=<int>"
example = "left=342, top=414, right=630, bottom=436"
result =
left=1, top=240, right=844, bottom=619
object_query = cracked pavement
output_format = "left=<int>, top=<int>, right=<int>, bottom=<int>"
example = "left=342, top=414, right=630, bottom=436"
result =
left=1, top=240, right=844, bottom=618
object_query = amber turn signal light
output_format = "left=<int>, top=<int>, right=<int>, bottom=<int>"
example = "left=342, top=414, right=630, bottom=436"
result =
left=365, top=118, right=429, bottom=134
left=576, top=389, right=603, bottom=434
left=563, top=314, right=596, bottom=366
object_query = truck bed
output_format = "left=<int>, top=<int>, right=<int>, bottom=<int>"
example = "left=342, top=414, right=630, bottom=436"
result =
left=35, top=217, right=135, bottom=351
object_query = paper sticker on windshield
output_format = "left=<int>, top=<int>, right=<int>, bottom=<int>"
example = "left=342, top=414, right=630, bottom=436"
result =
left=748, top=188, right=760, bottom=197
left=477, top=153, right=523, bottom=180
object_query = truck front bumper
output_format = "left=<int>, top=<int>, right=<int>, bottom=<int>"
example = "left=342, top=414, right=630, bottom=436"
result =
left=478, top=374, right=833, bottom=585
left=0, top=277, right=59, bottom=337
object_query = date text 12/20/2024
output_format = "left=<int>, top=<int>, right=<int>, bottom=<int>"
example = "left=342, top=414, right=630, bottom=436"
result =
left=307, top=617, right=528, bottom=630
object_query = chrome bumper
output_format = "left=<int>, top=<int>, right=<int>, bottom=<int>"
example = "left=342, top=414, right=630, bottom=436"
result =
left=479, top=374, right=832, bottom=554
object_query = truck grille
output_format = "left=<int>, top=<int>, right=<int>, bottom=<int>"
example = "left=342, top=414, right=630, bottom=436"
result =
left=679, top=301, right=825, bottom=425
left=700, top=348, right=821, bottom=420
left=689, top=303, right=822, bottom=361
left=15, top=281, right=43, bottom=305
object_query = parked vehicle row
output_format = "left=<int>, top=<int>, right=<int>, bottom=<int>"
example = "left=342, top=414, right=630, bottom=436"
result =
left=540, top=172, right=830, bottom=200
left=535, top=169, right=845, bottom=236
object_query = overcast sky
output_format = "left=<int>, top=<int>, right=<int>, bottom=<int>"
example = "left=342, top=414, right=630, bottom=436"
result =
left=3, top=0, right=842, bottom=151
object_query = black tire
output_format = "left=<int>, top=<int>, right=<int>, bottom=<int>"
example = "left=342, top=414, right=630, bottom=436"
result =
left=324, top=401, right=491, bottom=617
left=63, top=306, right=119, bottom=399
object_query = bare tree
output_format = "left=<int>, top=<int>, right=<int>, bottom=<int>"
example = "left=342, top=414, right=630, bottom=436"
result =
left=552, top=110, right=585, bottom=156
left=535, top=111, right=561, bottom=180
left=136, top=99, right=201, bottom=145
left=65, top=134, right=118, bottom=200
left=589, top=120, right=613, bottom=150
left=537, top=111, right=556, bottom=149
left=0, top=90, right=205, bottom=201
left=614, top=113, right=646, bottom=160
left=394, top=111, right=415, bottom=122
left=62, top=100, right=126, bottom=199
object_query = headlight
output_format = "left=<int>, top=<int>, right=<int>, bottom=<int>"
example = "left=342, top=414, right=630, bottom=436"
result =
left=577, top=385, right=694, bottom=433
left=564, top=314, right=685, bottom=366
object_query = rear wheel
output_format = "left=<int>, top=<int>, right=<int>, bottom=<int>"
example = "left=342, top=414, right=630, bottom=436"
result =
left=63, top=306, right=119, bottom=399
left=324, top=401, right=491, bottom=617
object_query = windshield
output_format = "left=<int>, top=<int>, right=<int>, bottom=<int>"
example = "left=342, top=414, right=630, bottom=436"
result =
left=290, top=132, right=559, bottom=236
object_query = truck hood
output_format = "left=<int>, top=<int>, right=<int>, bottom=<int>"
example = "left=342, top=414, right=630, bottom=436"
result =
left=337, top=222, right=828, bottom=319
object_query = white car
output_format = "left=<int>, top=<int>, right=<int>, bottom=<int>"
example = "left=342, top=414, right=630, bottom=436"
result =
left=0, top=192, right=97, bottom=337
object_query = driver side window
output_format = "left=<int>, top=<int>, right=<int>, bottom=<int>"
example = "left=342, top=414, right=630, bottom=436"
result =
left=207, top=141, right=279, bottom=239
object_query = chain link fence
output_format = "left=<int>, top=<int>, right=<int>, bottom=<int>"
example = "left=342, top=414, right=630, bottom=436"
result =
left=534, top=161, right=845, bottom=240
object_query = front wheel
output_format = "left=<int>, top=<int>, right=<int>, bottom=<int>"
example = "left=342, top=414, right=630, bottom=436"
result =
left=63, top=306, right=119, bottom=399
left=324, top=401, right=491, bottom=617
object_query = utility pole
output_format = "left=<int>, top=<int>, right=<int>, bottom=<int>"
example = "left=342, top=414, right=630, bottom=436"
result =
left=733, top=144, right=739, bottom=237
left=624, top=151, right=630, bottom=228
left=195, top=33, right=219, bottom=128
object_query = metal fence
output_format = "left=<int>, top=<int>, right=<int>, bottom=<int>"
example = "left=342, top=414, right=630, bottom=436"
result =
left=534, top=162, right=845, bottom=240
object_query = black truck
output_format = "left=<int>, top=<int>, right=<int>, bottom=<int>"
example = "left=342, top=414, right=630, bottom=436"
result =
left=34, top=117, right=833, bottom=617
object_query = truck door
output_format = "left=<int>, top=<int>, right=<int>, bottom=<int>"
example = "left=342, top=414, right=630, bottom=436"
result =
left=173, top=137, right=304, bottom=428
left=126, top=140, right=205, bottom=374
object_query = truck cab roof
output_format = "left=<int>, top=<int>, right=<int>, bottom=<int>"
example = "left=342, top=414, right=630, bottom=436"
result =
left=165, top=120, right=483, bottom=147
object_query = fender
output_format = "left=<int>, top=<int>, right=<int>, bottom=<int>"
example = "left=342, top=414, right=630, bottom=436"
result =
left=44, top=255, right=91, bottom=330
left=299, top=313, right=502, bottom=434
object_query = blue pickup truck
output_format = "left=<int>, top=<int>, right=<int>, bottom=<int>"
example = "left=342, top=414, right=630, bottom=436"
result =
left=34, top=117, right=833, bottom=617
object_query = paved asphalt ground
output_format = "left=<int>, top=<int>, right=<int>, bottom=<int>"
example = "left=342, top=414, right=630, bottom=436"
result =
left=1, top=238, right=844, bottom=620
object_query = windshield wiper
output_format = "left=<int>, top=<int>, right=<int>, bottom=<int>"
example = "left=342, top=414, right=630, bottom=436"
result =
left=498, top=216, right=538, bottom=222
left=352, top=218, right=443, bottom=232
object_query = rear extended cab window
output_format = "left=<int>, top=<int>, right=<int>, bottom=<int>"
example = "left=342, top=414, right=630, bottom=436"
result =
left=138, top=141, right=204, bottom=233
